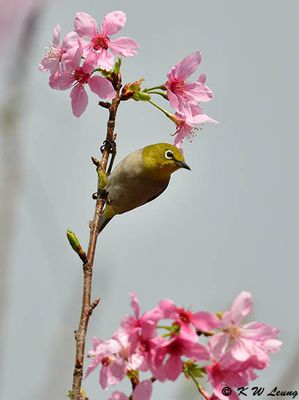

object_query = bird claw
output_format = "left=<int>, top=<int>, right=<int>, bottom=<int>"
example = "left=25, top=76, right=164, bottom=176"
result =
left=92, top=189, right=108, bottom=200
left=100, top=138, right=117, bottom=175
left=100, top=139, right=116, bottom=154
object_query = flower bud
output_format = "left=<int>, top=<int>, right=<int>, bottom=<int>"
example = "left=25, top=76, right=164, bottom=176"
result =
left=121, top=79, right=144, bottom=100
left=132, top=91, right=151, bottom=101
left=67, top=230, right=88, bottom=264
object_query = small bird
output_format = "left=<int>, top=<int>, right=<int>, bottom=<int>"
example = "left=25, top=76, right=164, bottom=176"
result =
left=99, top=143, right=191, bottom=232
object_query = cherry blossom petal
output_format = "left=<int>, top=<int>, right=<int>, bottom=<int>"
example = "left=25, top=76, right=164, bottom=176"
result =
left=165, top=354, right=182, bottom=381
left=75, top=12, right=99, bottom=39
left=150, top=362, right=167, bottom=382
left=166, top=88, right=179, bottom=111
left=68, top=46, right=83, bottom=70
left=109, top=360, right=127, bottom=382
left=39, top=54, right=60, bottom=73
left=191, top=111, right=219, bottom=125
left=262, top=339, right=282, bottom=353
left=184, top=341, right=210, bottom=360
left=198, top=73, right=206, bottom=83
left=101, top=11, right=126, bottom=36
left=168, top=51, right=201, bottom=81
left=230, top=338, right=254, bottom=362
left=231, top=338, right=270, bottom=364
left=85, top=357, right=100, bottom=378
left=174, top=124, right=193, bottom=148
left=242, top=322, right=280, bottom=340
left=91, top=336, right=102, bottom=348
left=129, top=292, right=140, bottom=318
left=133, top=380, right=153, bottom=400
left=158, top=299, right=177, bottom=318
left=209, top=332, right=230, bottom=359
left=230, top=292, right=253, bottom=324
left=184, top=81, right=213, bottom=103
left=88, top=76, right=116, bottom=99
left=52, top=24, right=60, bottom=47
left=49, top=71, right=74, bottom=90
left=100, top=366, right=109, bottom=389
left=70, top=84, right=88, bottom=117
left=141, top=306, right=164, bottom=338
left=97, top=49, right=115, bottom=70
left=99, top=338, right=122, bottom=354
left=130, top=353, right=144, bottom=370
left=62, top=30, right=79, bottom=51
left=83, top=53, right=98, bottom=74
left=192, top=311, right=220, bottom=332
left=109, top=392, right=128, bottom=400
left=109, top=37, right=139, bottom=57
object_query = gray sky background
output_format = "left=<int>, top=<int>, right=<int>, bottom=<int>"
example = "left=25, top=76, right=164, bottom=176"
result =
left=0, top=1, right=298, bottom=399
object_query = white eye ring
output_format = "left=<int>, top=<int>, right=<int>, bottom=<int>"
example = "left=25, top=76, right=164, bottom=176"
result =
left=165, top=150, right=174, bottom=159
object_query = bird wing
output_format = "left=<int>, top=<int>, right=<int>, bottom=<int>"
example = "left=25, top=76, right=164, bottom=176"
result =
left=141, top=179, right=170, bottom=205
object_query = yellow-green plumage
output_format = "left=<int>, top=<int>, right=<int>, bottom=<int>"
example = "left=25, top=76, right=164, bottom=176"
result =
left=99, top=143, right=190, bottom=232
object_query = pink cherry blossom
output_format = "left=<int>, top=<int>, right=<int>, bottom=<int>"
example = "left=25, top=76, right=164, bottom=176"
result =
left=166, top=52, right=213, bottom=119
left=109, top=380, right=152, bottom=400
left=158, top=299, right=220, bottom=338
left=109, top=392, right=128, bottom=400
left=133, top=380, right=153, bottom=400
left=171, top=104, right=218, bottom=149
left=74, top=11, right=139, bottom=70
left=49, top=46, right=116, bottom=117
left=121, top=292, right=163, bottom=342
left=206, top=358, right=256, bottom=400
left=112, top=328, right=144, bottom=371
left=86, top=328, right=143, bottom=389
left=85, top=336, right=126, bottom=389
left=152, top=329, right=210, bottom=381
left=120, top=293, right=164, bottom=373
left=209, top=292, right=282, bottom=368
left=39, top=25, right=78, bottom=73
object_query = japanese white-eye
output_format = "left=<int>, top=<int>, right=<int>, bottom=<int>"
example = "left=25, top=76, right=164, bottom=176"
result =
left=99, top=143, right=190, bottom=232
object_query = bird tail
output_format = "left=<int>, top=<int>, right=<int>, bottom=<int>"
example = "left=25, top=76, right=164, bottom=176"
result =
left=99, top=205, right=115, bottom=233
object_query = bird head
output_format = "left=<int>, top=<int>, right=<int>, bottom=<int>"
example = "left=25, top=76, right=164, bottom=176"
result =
left=142, top=143, right=191, bottom=180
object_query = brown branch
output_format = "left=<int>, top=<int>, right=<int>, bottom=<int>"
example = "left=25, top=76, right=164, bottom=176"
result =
left=71, top=87, right=122, bottom=399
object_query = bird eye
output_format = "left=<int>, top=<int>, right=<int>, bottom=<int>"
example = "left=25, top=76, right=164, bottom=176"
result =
left=165, top=150, right=174, bottom=159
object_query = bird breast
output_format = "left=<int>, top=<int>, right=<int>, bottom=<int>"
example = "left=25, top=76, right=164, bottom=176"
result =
left=106, top=150, right=170, bottom=215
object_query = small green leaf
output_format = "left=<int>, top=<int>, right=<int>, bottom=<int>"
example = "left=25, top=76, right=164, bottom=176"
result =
left=113, top=57, right=122, bottom=74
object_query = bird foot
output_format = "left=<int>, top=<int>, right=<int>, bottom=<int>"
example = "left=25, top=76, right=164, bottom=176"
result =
left=91, top=189, right=108, bottom=200
left=100, top=138, right=117, bottom=175
left=100, top=139, right=116, bottom=155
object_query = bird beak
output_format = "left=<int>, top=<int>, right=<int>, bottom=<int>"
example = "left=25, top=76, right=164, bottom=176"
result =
left=175, top=160, right=191, bottom=170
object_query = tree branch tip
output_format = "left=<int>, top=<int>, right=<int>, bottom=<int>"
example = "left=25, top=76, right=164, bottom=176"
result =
left=98, top=101, right=111, bottom=109
left=91, top=297, right=101, bottom=309
left=88, top=298, right=101, bottom=316
left=91, top=156, right=100, bottom=167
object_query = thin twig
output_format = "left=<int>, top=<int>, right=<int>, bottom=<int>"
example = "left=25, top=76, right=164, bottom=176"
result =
left=71, top=83, right=122, bottom=399
left=188, top=370, right=210, bottom=400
